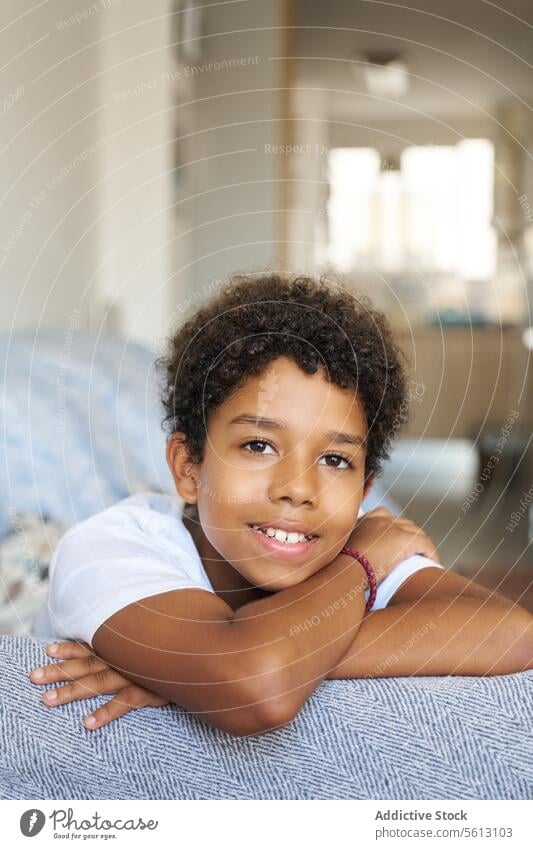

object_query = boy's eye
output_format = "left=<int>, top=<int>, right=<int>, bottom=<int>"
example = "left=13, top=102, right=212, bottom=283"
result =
left=242, top=440, right=353, bottom=470
left=319, top=454, right=353, bottom=470
left=242, top=440, right=275, bottom=455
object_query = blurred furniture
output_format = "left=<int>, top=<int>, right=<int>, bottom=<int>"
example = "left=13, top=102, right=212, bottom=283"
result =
left=396, top=326, right=532, bottom=440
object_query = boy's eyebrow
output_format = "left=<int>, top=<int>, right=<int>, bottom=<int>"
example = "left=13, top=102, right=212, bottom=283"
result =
left=228, top=414, right=366, bottom=447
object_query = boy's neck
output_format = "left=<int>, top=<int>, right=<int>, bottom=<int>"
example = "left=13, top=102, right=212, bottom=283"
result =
left=181, top=503, right=270, bottom=612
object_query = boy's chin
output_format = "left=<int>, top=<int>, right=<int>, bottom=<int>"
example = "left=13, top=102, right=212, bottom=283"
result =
left=246, top=567, right=316, bottom=593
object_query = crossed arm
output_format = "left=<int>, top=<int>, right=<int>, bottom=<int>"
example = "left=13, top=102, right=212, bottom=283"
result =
left=327, top=567, right=533, bottom=679
left=30, top=564, right=533, bottom=732
left=28, top=507, right=533, bottom=732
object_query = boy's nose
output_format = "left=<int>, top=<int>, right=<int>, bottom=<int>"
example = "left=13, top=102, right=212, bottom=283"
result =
left=267, top=457, right=317, bottom=507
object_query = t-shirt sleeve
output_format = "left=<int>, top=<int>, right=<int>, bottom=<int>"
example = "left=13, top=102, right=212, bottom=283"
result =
left=366, top=555, right=445, bottom=610
left=45, top=512, right=215, bottom=648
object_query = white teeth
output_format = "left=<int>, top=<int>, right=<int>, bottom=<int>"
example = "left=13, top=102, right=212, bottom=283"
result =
left=250, top=524, right=312, bottom=544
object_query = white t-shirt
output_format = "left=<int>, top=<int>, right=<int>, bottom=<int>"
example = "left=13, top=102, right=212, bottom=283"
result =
left=32, top=491, right=444, bottom=647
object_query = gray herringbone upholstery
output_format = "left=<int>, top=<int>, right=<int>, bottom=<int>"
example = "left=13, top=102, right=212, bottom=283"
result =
left=1, top=636, right=532, bottom=800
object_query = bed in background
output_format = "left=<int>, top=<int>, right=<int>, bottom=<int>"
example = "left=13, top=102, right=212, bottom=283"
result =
left=0, top=330, right=174, bottom=636
left=0, top=330, right=531, bottom=801
left=0, top=330, right=172, bottom=526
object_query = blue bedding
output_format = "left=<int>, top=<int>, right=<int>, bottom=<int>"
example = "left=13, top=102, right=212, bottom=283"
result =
left=0, top=330, right=173, bottom=532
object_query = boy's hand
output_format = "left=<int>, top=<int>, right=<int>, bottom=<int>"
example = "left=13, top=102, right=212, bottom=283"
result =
left=347, top=507, right=440, bottom=584
left=29, top=641, right=169, bottom=730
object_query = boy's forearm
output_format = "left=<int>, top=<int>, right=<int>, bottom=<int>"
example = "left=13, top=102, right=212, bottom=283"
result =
left=232, top=551, right=369, bottom=715
left=326, top=596, right=533, bottom=679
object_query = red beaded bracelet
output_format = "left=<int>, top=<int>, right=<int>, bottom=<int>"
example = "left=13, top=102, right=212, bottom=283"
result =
left=341, top=546, right=377, bottom=612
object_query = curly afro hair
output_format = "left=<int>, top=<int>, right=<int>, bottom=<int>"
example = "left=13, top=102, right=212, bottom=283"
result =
left=156, top=273, right=410, bottom=481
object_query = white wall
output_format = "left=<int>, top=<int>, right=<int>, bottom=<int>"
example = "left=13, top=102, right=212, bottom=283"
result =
left=0, top=0, right=103, bottom=334
left=181, top=0, right=284, bottom=296
left=98, top=0, right=175, bottom=348
left=0, top=0, right=286, bottom=346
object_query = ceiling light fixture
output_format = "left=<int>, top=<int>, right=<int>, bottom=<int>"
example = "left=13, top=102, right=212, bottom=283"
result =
left=353, top=51, right=410, bottom=98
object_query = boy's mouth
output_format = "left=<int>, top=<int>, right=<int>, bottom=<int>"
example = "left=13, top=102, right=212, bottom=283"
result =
left=247, top=522, right=318, bottom=543
left=246, top=523, right=319, bottom=558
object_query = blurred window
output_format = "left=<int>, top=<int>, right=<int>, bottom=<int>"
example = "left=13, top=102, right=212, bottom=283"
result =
left=327, top=139, right=496, bottom=281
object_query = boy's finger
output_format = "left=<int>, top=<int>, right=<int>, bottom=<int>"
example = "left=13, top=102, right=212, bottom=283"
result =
left=45, top=641, right=92, bottom=659
left=41, top=669, right=129, bottom=706
left=82, top=686, right=152, bottom=730
left=30, top=655, right=108, bottom=685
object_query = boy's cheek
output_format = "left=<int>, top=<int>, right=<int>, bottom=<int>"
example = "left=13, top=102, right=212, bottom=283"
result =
left=197, top=468, right=262, bottom=508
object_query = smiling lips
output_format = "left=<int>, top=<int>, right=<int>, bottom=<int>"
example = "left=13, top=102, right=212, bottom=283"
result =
left=249, top=523, right=315, bottom=543
left=247, top=524, right=319, bottom=558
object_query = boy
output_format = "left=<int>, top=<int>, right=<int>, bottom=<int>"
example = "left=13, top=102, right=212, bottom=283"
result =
left=31, top=274, right=533, bottom=736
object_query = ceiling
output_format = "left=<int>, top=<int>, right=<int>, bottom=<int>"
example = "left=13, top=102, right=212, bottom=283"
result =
left=293, top=0, right=533, bottom=123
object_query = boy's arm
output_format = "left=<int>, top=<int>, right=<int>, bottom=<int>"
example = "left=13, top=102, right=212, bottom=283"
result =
left=326, top=593, right=533, bottom=679
left=45, top=510, right=444, bottom=733
left=230, top=550, right=369, bottom=716
left=40, top=549, right=369, bottom=736
left=92, top=550, right=370, bottom=736
left=44, top=509, right=427, bottom=734
left=385, top=565, right=515, bottom=606
left=230, top=511, right=441, bottom=720
left=75, top=511, right=440, bottom=733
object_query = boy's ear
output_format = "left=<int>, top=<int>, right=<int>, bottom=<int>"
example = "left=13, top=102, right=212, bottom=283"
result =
left=362, top=474, right=374, bottom=500
left=166, top=432, right=199, bottom=504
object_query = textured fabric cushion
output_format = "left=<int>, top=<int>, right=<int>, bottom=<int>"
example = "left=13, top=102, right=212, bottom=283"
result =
left=1, top=636, right=532, bottom=800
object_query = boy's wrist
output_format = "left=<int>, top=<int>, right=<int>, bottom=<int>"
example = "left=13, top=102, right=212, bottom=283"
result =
left=339, top=536, right=388, bottom=585
left=340, top=546, right=379, bottom=611
left=334, top=548, right=372, bottom=593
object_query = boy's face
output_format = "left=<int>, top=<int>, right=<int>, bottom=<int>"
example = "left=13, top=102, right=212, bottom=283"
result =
left=172, top=356, right=372, bottom=592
